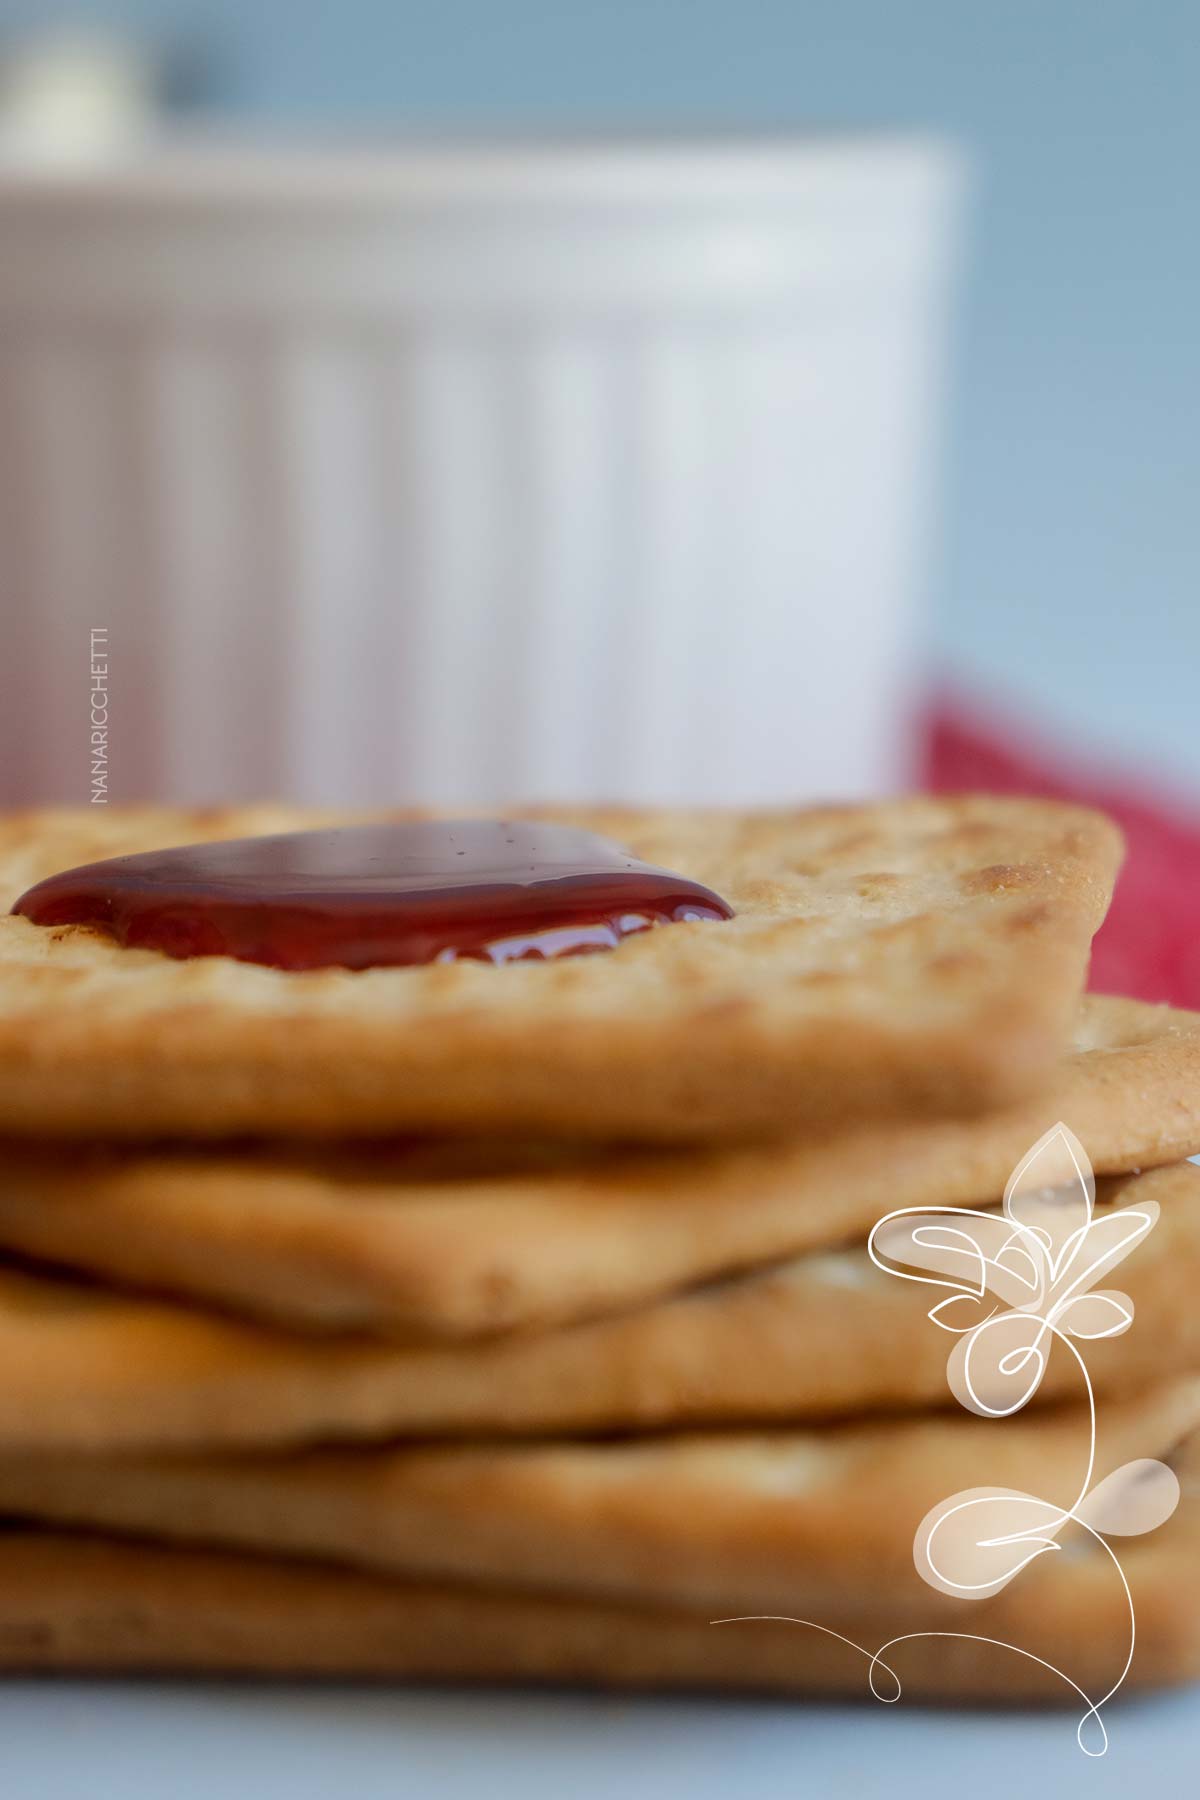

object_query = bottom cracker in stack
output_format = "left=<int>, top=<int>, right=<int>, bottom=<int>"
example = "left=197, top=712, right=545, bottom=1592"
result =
left=0, top=1397, right=1199, bottom=1701
left=0, top=1427, right=1197, bottom=1700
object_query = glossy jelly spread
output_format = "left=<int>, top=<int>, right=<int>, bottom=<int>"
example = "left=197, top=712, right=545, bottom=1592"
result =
left=12, top=820, right=734, bottom=972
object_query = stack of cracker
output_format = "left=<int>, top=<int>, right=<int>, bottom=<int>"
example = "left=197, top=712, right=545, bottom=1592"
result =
left=1, top=796, right=1199, bottom=1707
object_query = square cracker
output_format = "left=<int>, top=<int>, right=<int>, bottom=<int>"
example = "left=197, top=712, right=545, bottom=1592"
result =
left=0, top=796, right=1121, bottom=1141
left=0, top=1163, right=1196, bottom=1454
left=0, top=994, right=1194, bottom=1338
left=0, top=1377, right=1195, bottom=1627
left=1, top=1488, right=1197, bottom=1701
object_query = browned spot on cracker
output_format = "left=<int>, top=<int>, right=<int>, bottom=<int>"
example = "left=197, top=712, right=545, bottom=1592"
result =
left=867, top=914, right=930, bottom=945
left=926, top=951, right=984, bottom=979
left=828, top=829, right=879, bottom=856
left=856, top=872, right=901, bottom=898
left=696, top=996, right=754, bottom=1022
left=1006, top=902, right=1052, bottom=933
left=959, top=863, right=1039, bottom=896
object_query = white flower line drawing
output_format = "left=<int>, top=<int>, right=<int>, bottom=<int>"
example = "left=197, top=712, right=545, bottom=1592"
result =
left=712, top=1123, right=1178, bottom=1757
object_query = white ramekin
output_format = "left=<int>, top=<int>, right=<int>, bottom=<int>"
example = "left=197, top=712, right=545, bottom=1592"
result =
left=0, top=136, right=963, bottom=808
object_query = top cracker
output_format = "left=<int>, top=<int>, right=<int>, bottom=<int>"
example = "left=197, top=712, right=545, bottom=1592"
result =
left=0, top=796, right=1121, bottom=1141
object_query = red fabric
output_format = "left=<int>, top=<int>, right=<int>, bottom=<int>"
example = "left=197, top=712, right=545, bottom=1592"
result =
left=924, top=698, right=1200, bottom=1009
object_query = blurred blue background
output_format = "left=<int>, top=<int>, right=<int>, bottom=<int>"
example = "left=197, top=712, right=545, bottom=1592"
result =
left=2, top=0, right=1197, bottom=783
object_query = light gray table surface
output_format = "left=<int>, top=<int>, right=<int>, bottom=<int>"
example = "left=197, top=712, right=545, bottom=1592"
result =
left=2, top=1681, right=1197, bottom=1800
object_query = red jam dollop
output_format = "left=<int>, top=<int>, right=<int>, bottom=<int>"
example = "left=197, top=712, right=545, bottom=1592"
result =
left=11, top=820, right=734, bottom=971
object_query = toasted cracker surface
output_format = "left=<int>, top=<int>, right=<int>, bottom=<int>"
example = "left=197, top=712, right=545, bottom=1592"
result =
left=0, top=1163, right=1195, bottom=1453
left=1, top=1496, right=1196, bottom=1699
left=0, top=1378, right=1195, bottom=1625
left=0, top=994, right=1193, bottom=1337
left=0, top=798, right=1121, bottom=1140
